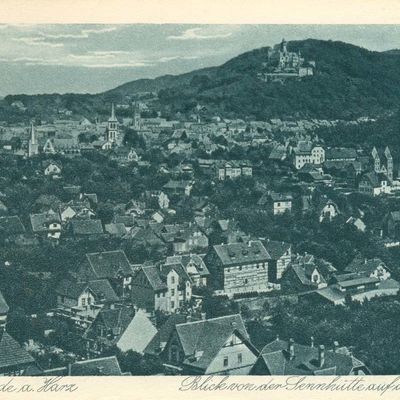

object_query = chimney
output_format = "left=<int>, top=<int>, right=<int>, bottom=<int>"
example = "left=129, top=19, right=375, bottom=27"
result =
left=276, top=334, right=280, bottom=341
left=201, top=312, right=206, bottom=320
left=310, top=336, right=314, bottom=348
left=318, top=345, right=325, bottom=367
left=288, top=338, right=295, bottom=360
left=67, top=363, right=72, bottom=376
left=333, top=341, right=339, bottom=352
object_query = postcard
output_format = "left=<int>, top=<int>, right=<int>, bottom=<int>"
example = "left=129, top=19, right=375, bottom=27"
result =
left=0, top=0, right=400, bottom=399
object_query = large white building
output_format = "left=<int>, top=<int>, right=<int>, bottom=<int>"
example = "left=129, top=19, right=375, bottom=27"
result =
left=293, top=141, right=325, bottom=169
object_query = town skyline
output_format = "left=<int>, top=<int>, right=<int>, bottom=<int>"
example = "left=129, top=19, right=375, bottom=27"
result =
left=1, top=24, right=400, bottom=95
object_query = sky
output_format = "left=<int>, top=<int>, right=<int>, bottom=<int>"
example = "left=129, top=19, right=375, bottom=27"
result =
left=0, top=24, right=399, bottom=96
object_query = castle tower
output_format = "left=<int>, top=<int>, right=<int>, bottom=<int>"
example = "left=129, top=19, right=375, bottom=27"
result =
left=281, top=38, right=287, bottom=53
left=28, top=122, right=39, bottom=157
left=107, top=103, right=119, bottom=143
left=133, top=102, right=141, bottom=130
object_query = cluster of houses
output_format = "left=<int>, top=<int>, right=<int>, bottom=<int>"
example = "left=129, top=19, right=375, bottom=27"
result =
left=0, top=100, right=398, bottom=376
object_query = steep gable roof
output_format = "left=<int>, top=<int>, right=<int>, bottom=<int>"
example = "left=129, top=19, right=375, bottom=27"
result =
left=144, top=314, right=187, bottom=356
left=174, top=314, right=253, bottom=371
left=70, top=356, right=123, bottom=376
left=0, top=332, right=35, bottom=370
left=263, top=239, right=290, bottom=260
left=86, top=250, right=133, bottom=279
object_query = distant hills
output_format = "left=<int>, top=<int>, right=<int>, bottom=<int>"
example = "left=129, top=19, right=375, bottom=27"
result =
left=3, top=39, right=400, bottom=121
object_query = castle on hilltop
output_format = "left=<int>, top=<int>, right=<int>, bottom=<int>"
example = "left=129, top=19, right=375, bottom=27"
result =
left=258, top=39, right=316, bottom=82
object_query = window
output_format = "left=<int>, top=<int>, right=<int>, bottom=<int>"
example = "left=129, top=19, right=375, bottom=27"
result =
left=171, top=276, right=175, bottom=284
left=171, top=289, right=175, bottom=296
left=88, top=297, right=92, bottom=305
left=171, top=301, right=175, bottom=309
left=244, top=278, right=248, bottom=284
left=238, top=353, right=242, bottom=364
left=82, top=298, right=86, bottom=307
left=223, top=356, right=228, bottom=367
left=239, top=266, right=242, bottom=271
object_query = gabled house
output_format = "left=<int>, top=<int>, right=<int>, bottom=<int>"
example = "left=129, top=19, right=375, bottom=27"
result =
left=144, top=314, right=187, bottom=358
left=78, top=250, right=134, bottom=298
left=55, top=278, right=119, bottom=331
left=55, top=278, right=119, bottom=309
left=131, top=263, right=192, bottom=314
left=30, top=210, right=62, bottom=240
left=85, top=307, right=156, bottom=356
left=359, top=172, right=390, bottom=196
left=162, top=314, right=259, bottom=375
left=343, top=256, right=391, bottom=281
left=281, top=254, right=336, bottom=292
left=59, top=200, right=95, bottom=223
left=165, top=254, right=209, bottom=287
left=158, top=223, right=209, bottom=254
left=258, top=192, right=293, bottom=215
left=251, top=337, right=370, bottom=375
left=163, top=180, right=194, bottom=197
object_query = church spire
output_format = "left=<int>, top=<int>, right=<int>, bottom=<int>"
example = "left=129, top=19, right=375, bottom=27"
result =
left=30, top=122, right=36, bottom=145
left=111, top=103, right=115, bottom=120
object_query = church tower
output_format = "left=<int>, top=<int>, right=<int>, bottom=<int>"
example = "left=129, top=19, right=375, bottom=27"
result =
left=107, top=103, right=119, bottom=143
left=28, top=122, right=39, bottom=157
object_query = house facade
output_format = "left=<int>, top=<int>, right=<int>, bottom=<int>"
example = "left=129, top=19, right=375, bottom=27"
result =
left=131, top=263, right=192, bottom=314
left=163, top=314, right=259, bottom=375
left=293, top=141, right=325, bottom=169
left=206, top=241, right=272, bottom=297
left=217, top=161, right=253, bottom=180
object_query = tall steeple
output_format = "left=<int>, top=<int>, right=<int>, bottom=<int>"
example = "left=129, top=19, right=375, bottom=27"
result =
left=107, top=103, right=119, bottom=144
left=110, top=103, right=116, bottom=121
left=28, top=122, right=39, bottom=157
left=30, top=122, right=36, bottom=145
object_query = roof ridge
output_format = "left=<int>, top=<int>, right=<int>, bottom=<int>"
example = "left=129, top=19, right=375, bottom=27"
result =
left=74, top=355, right=117, bottom=365
left=176, top=313, right=241, bottom=327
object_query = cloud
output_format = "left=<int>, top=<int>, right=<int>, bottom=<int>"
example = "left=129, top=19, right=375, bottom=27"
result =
left=158, top=55, right=199, bottom=62
left=37, top=26, right=117, bottom=40
left=12, top=37, right=64, bottom=47
left=167, top=27, right=232, bottom=40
